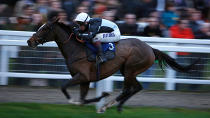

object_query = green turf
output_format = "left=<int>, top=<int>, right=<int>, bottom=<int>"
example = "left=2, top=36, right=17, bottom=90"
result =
left=0, top=103, right=210, bottom=118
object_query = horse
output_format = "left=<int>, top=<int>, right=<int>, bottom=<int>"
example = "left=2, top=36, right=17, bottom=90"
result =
left=27, top=19, right=198, bottom=113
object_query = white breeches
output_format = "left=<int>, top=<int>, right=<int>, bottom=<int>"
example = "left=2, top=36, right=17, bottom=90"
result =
left=92, top=29, right=121, bottom=43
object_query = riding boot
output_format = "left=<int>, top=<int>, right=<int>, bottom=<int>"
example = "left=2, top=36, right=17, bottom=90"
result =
left=94, top=41, right=107, bottom=63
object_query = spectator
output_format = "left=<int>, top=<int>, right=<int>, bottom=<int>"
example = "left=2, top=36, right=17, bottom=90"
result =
left=149, top=11, right=160, bottom=18
left=0, top=4, right=10, bottom=29
left=106, top=0, right=120, bottom=10
left=173, top=0, right=187, bottom=9
left=0, top=4, right=11, bottom=17
left=195, top=23, right=210, bottom=39
left=14, top=16, right=33, bottom=31
left=118, top=13, right=139, bottom=36
left=116, top=0, right=139, bottom=19
left=137, top=0, right=157, bottom=19
left=69, top=5, right=90, bottom=20
left=170, top=19, right=194, bottom=39
left=13, top=4, right=35, bottom=31
left=22, top=4, right=35, bottom=17
left=101, top=11, right=115, bottom=21
left=58, top=10, right=70, bottom=25
left=80, top=0, right=94, bottom=16
left=194, top=0, right=210, bottom=21
left=13, top=0, right=34, bottom=17
left=170, top=18, right=195, bottom=55
left=105, top=0, right=120, bottom=20
left=117, top=0, right=157, bottom=20
left=161, top=2, right=179, bottom=28
left=35, top=0, right=50, bottom=15
left=94, top=0, right=107, bottom=16
left=62, top=0, right=79, bottom=20
left=31, top=12, right=45, bottom=31
left=142, top=17, right=162, bottom=37
left=49, top=0, right=63, bottom=11
left=189, top=9, right=205, bottom=33
left=76, top=5, right=89, bottom=14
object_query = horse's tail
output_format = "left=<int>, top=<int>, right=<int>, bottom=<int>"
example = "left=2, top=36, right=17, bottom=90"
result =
left=152, top=48, right=199, bottom=73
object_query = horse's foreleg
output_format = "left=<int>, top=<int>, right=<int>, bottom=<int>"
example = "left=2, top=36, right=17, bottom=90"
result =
left=80, top=82, right=90, bottom=103
left=61, top=73, right=87, bottom=105
left=80, top=83, right=110, bottom=104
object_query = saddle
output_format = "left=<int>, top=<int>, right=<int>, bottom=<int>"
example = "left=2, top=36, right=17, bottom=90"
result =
left=85, top=42, right=115, bottom=62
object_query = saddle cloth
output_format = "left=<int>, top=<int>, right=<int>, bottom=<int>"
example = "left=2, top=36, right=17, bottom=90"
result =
left=85, top=42, right=115, bottom=62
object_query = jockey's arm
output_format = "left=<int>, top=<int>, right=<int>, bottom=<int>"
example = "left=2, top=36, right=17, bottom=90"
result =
left=78, top=32, right=96, bottom=40
left=73, top=18, right=115, bottom=42
left=74, top=19, right=101, bottom=41
left=79, top=19, right=101, bottom=40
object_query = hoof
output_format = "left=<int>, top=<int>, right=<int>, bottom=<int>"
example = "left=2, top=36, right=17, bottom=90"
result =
left=97, top=106, right=106, bottom=114
left=68, top=99, right=81, bottom=105
left=117, top=105, right=123, bottom=113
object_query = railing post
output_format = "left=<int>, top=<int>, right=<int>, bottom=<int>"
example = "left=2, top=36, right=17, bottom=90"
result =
left=96, top=80, right=105, bottom=110
left=0, top=46, right=9, bottom=85
left=165, top=52, right=176, bottom=90
left=104, top=78, right=113, bottom=92
left=95, top=77, right=114, bottom=110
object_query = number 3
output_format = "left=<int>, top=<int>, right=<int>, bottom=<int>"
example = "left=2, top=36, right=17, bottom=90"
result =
left=108, top=43, right=114, bottom=50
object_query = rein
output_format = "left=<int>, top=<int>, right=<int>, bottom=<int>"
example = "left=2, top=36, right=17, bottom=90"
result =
left=63, top=33, right=73, bottom=44
left=62, top=32, right=86, bottom=65
left=63, top=33, right=85, bottom=44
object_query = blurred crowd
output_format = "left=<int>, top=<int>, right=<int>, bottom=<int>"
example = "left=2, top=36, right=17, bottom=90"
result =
left=0, top=0, right=209, bottom=39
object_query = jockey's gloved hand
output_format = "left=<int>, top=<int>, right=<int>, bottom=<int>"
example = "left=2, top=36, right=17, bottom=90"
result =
left=78, top=32, right=95, bottom=41
left=72, top=27, right=80, bottom=36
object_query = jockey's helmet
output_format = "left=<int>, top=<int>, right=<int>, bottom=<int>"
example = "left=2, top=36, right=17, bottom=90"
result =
left=74, top=12, right=90, bottom=25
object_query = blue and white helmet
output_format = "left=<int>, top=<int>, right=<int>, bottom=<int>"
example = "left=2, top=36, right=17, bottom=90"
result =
left=74, top=12, right=90, bottom=23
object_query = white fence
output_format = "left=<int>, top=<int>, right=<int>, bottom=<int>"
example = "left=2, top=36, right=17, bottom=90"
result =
left=1, top=30, right=210, bottom=92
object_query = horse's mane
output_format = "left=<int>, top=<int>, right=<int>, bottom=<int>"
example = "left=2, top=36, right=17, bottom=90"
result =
left=56, top=22, right=73, bottom=35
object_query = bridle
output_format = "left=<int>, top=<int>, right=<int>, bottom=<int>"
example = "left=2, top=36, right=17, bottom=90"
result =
left=32, top=23, right=54, bottom=45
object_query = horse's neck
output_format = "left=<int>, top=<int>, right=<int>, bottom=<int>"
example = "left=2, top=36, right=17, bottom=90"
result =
left=54, top=24, right=85, bottom=60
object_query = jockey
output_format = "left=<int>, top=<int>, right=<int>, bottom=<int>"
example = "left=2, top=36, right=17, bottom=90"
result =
left=73, top=12, right=121, bottom=64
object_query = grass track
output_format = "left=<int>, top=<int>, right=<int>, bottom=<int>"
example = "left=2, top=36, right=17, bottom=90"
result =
left=0, top=103, right=210, bottom=118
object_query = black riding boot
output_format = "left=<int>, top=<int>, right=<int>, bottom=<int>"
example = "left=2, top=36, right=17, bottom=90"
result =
left=95, top=41, right=107, bottom=63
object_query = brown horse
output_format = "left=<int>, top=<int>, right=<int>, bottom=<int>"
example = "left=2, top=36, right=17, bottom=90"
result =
left=27, top=19, right=197, bottom=113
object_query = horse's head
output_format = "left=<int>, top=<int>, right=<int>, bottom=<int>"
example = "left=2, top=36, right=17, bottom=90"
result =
left=27, top=18, right=60, bottom=48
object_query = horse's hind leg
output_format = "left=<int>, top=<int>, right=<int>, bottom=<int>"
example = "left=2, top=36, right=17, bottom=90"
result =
left=97, top=79, right=132, bottom=113
left=117, top=78, right=142, bottom=112
left=80, top=83, right=110, bottom=104
left=98, top=76, right=142, bottom=113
